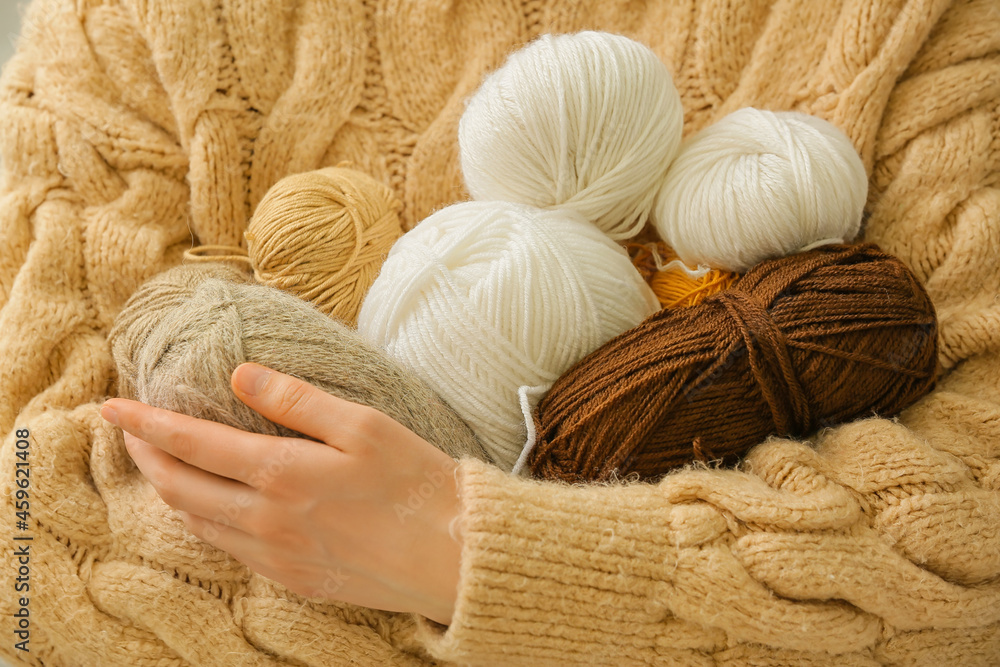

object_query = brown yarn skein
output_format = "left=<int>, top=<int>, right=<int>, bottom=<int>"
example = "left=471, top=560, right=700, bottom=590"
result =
left=110, top=263, right=490, bottom=463
left=528, top=243, right=938, bottom=483
left=245, top=167, right=403, bottom=326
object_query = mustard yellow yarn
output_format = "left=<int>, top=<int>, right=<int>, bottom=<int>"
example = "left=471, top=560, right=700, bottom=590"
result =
left=244, top=167, right=403, bottom=325
left=629, top=242, right=739, bottom=309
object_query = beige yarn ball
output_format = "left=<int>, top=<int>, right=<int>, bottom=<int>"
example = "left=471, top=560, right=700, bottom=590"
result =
left=245, top=167, right=403, bottom=326
left=109, top=263, right=490, bottom=463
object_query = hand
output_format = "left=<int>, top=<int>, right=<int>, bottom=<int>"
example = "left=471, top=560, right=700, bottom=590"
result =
left=100, top=363, right=463, bottom=625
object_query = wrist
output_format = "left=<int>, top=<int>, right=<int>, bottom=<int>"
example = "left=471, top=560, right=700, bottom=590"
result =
left=423, top=488, right=463, bottom=625
left=397, top=455, right=463, bottom=625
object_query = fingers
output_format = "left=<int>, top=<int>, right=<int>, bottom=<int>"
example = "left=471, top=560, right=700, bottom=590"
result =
left=124, top=432, right=257, bottom=530
left=230, top=363, right=372, bottom=449
left=180, top=509, right=358, bottom=602
left=101, top=397, right=314, bottom=490
left=177, top=510, right=265, bottom=569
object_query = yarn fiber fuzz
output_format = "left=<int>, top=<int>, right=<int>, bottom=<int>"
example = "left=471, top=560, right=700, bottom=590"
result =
left=358, top=200, right=661, bottom=471
left=652, top=108, right=868, bottom=272
left=459, top=31, right=684, bottom=240
left=110, top=263, right=489, bottom=463
left=527, top=243, right=939, bottom=483
left=244, top=167, right=403, bottom=326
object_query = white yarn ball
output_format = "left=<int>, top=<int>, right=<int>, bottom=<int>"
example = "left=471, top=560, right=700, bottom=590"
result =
left=651, top=108, right=868, bottom=272
left=357, top=200, right=660, bottom=471
left=458, top=31, right=684, bottom=241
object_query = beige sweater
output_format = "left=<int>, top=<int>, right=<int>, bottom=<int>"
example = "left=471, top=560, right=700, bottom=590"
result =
left=1, top=0, right=998, bottom=665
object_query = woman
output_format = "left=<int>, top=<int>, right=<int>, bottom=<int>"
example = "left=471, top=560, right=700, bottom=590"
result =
left=3, top=0, right=999, bottom=664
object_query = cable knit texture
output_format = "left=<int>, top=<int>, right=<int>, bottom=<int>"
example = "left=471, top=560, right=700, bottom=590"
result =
left=0, top=1, right=998, bottom=665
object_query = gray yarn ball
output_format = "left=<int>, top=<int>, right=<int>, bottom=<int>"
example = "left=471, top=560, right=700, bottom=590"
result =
left=109, top=263, right=490, bottom=463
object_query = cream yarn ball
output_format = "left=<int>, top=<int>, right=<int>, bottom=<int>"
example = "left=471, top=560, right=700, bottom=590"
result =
left=651, top=108, right=868, bottom=272
left=357, top=200, right=660, bottom=471
left=458, top=31, right=683, bottom=240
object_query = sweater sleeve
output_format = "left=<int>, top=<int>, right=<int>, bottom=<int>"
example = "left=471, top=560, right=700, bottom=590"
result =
left=413, top=1, right=1000, bottom=663
left=417, top=386, right=1000, bottom=666
left=420, top=453, right=880, bottom=665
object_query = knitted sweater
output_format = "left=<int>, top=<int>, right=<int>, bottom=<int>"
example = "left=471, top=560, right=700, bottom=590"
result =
left=1, top=0, right=998, bottom=665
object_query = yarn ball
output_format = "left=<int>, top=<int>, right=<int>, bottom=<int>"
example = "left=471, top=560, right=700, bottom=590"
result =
left=629, top=242, right=739, bottom=309
left=527, top=243, right=938, bottom=483
left=244, top=167, right=403, bottom=326
left=651, top=108, right=868, bottom=272
left=357, top=200, right=661, bottom=471
left=458, top=31, right=684, bottom=240
left=109, top=262, right=490, bottom=463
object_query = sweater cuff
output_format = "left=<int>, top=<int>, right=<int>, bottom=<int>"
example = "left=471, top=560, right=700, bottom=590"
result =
left=412, top=458, right=723, bottom=665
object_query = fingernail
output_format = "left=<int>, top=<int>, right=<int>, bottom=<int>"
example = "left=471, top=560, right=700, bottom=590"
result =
left=100, top=403, right=119, bottom=426
left=235, top=364, right=271, bottom=397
